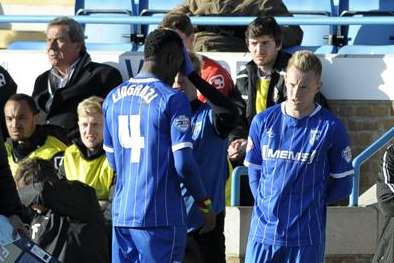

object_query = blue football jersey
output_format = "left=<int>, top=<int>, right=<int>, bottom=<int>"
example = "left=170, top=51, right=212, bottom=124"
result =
left=181, top=104, right=228, bottom=231
left=244, top=103, right=354, bottom=247
left=103, top=76, right=194, bottom=227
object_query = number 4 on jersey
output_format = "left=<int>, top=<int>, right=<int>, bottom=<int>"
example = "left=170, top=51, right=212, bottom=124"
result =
left=118, top=115, right=145, bottom=163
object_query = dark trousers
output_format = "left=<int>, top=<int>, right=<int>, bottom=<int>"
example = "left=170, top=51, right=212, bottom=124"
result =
left=184, top=211, right=226, bottom=263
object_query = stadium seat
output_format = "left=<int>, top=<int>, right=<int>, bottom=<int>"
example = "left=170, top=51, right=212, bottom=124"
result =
left=283, top=0, right=336, bottom=45
left=75, top=0, right=138, bottom=51
left=340, top=0, right=394, bottom=45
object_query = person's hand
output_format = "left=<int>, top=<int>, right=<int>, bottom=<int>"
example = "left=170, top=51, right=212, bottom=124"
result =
left=8, top=214, right=30, bottom=238
left=181, top=47, right=194, bottom=76
left=197, top=199, right=216, bottom=234
left=228, top=138, right=247, bottom=162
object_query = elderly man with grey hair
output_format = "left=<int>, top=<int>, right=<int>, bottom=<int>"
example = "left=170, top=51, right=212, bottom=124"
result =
left=32, top=16, right=123, bottom=140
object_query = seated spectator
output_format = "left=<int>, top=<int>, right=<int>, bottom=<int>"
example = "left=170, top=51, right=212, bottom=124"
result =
left=58, top=96, right=114, bottom=202
left=174, top=52, right=238, bottom=262
left=15, top=158, right=109, bottom=263
left=32, top=16, right=123, bottom=140
left=0, top=65, right=17, bottom=138
left=4, top=94, right=67, bottom=176
left=174, top=0, right=303, bottom=52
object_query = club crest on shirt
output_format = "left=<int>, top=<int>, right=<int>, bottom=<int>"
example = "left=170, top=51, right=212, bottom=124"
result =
left=246, top=137, right=254, bottom=152
left=192, top=121, right=202, bottom=139
left=342, top=146, right=352, bottom=163
left=309, top=129, right=320, bottom=145
left=174, top=115, right=190, bottom=132
left=266, top=128, right=275, bottom=139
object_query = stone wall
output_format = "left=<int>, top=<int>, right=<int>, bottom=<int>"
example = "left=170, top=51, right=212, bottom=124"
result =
left=329, top=100, right=394, bottom=194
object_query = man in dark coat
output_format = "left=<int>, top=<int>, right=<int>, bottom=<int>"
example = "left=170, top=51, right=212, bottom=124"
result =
left=373, top=144, right=394, bottom=263
left=15, top=158, right=109, bottom=263
left=32, top=16, right=123, bottom=140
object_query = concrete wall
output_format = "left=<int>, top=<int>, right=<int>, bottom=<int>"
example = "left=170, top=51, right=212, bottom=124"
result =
left=225, top=205, right=381, bottom=262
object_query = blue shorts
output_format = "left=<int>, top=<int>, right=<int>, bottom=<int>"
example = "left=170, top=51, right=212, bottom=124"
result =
left=112, top=225, right=187, bottom=263
left=244, top=241, right=324, bottom=263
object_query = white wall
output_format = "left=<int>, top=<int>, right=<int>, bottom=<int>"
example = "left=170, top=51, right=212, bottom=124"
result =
left=1, top=50, right=394, bottom=100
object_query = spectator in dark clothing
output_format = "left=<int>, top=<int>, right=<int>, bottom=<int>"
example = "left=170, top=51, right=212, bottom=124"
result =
left=15, top=158, right=109, bottom=263
left=0, top=65, right=17, bottom=138
left=0, top=129, right=27, bottom=236
left=173, top=0, right=303, bottom=52
left=373, top=145, right=394, bottom=263
left=32, top=16, right=123, bottom=140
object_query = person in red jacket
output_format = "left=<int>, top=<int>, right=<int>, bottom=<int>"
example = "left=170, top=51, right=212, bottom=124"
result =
left=159, top=12, right=240, bottom=104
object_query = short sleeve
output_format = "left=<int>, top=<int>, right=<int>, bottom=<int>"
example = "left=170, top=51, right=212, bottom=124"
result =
left=169, top=92, right=194, bottom=152
left=244, top=115, right=263, bottom=170
left=328, top=120, right=354, bottom=178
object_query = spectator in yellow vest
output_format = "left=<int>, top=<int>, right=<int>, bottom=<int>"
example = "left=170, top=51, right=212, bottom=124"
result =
left=4, top=94, right=67, bottom=176
left=58, top=96, right=114, bottom=202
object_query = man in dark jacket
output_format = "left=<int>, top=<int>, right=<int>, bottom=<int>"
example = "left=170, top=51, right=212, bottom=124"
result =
left=32, top=16, right=123, bottom=140
left=373, top=144, right=394, bottom=263
left=174, top=0, right=303, bottom=52
left=0, top=129, right=27, bottom=237
left=15, top=158, right=109, bottom=263
left=0, top=65, right=17, bottom=138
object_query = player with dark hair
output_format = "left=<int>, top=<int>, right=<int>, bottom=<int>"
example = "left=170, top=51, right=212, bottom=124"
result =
left=103, top=28, right=215, bottom=263
left=244, top=51, right=353, bottom=262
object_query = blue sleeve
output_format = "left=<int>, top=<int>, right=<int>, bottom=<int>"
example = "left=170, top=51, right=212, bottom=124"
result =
left=244, top=115, right=263, bottom=169
left=326, top=119, right=354, bottom=204
left=169, top=92, right=194, bottom=149
left=102, top=96, right=115, bottom=170
left=173, top=147, right=207, bottom=202
left=248, top=166, right=260, bottom=200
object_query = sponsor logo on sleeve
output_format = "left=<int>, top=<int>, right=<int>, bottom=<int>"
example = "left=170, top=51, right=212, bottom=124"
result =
left=174, top=115, right=190, bottom=132
left=342, top=146, right=352, bottom=163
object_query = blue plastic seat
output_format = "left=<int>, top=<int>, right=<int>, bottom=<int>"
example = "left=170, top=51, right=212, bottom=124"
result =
left=75, top=0, right=137, bottom=50
left=340, top=0, right=394, bottom=45
left=282, top=0, right=336, bottom=48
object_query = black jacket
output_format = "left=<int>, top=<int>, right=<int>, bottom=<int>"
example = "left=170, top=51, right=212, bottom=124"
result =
left=0, top=132, right=22, bottom=216
left=26, top=179, right=109, bottom=263
left=232, top=50, right=329, bottom=140
left=32, top=52, right=123, bottom=139
left=0, top=65, right=17, bottom=138
left=373, top=144, right=394, bottom=263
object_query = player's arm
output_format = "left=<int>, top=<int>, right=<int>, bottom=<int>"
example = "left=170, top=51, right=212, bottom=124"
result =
left=188, top=72, right=239, bottom=138
left=326, top=121, right=354, bottom=205
left=243, top=116, right=263, bottom=200
left=102, top=98, right=116, bottom=170
left=376, top=145, right=394, bottom=217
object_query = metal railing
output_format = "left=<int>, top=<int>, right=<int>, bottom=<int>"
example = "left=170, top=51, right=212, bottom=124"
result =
left=2, top=15, right=394, bottom=25
left=350, top=127, right=394, bottom=206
